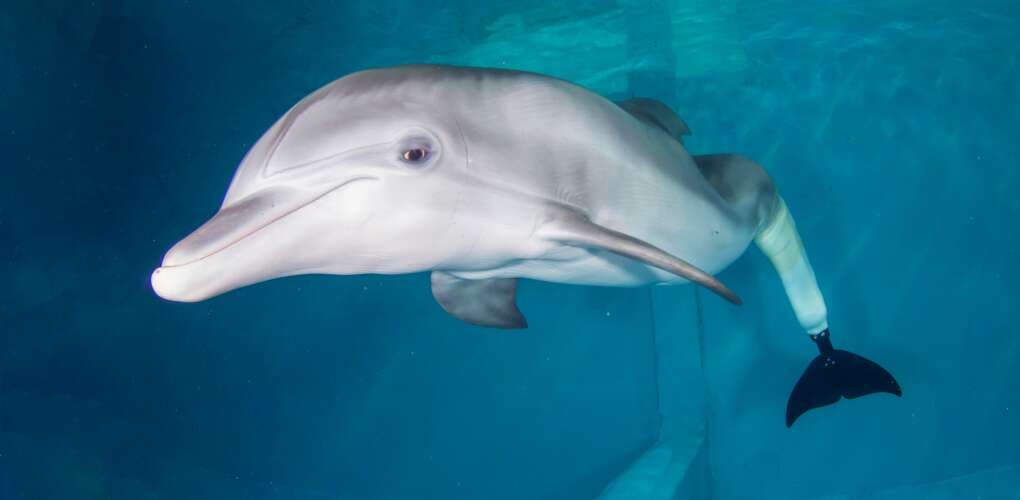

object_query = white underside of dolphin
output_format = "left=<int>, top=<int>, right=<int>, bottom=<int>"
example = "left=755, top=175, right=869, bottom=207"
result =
left=151, top=64, right=900, bottom=430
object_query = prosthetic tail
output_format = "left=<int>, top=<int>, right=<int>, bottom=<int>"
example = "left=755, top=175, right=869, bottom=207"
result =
left=755, top=197, right=901, bottom=427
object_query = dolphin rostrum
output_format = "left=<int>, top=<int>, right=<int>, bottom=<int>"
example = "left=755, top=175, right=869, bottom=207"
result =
left=151, top=65, right=900, bottom=426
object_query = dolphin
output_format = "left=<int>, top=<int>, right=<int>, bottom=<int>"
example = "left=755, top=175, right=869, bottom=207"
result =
left=151, top=64, right=899, bottom=426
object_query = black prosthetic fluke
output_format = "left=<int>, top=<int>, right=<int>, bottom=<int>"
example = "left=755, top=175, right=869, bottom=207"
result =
left=786, top=329, right=901, bottom=427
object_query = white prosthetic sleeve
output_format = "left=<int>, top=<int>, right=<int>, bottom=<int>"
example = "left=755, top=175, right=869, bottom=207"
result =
left=754, top=197, right=829, bottom=335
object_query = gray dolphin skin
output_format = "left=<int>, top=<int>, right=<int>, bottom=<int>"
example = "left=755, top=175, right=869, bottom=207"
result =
left=151, top=64, right=900, bottom=426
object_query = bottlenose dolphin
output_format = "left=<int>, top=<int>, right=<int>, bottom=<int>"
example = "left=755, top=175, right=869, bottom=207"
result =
left=151, top=64, right=899, bottom=426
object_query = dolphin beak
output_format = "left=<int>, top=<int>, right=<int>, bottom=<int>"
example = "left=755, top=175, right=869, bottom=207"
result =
left=164, top=188, right=312, bottom=267
left=151, top=176, right=374, bottom=302
left=151, top=186, right=319, bottom=302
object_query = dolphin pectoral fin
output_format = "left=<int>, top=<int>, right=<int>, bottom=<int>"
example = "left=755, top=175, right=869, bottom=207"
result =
left=540, top=211, right=742, bottom=305
left=430, top=272, right=528, bottom=329
left=786, top=329, right=902, bottom=427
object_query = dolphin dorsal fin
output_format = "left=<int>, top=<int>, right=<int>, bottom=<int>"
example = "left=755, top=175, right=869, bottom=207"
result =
left=430, top=272, right=528, bottom=329
left=616, top=98, right=691, bottom=143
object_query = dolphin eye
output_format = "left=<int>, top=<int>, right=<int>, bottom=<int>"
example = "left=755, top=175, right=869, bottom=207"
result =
left=398, top=131, right=438, bottom=167
left=401, top=148, right=429, bottom=163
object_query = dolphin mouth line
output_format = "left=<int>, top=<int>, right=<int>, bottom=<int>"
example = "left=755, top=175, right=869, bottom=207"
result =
left=160, top=176, right=376, bottom=269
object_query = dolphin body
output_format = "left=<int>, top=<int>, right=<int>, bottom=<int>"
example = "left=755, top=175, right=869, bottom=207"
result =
left=151, top=64, right=899, bottom=426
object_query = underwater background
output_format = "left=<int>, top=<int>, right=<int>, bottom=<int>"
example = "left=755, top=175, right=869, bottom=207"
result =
left=2, top=0, right=1018, bottom=498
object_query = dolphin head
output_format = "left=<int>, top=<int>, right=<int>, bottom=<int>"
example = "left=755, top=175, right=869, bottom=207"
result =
left=152, top=67, right=488, bottom=302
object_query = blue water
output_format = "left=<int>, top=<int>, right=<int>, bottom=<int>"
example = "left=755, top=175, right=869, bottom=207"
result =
left=2, top=1, right=1018, bottom=499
